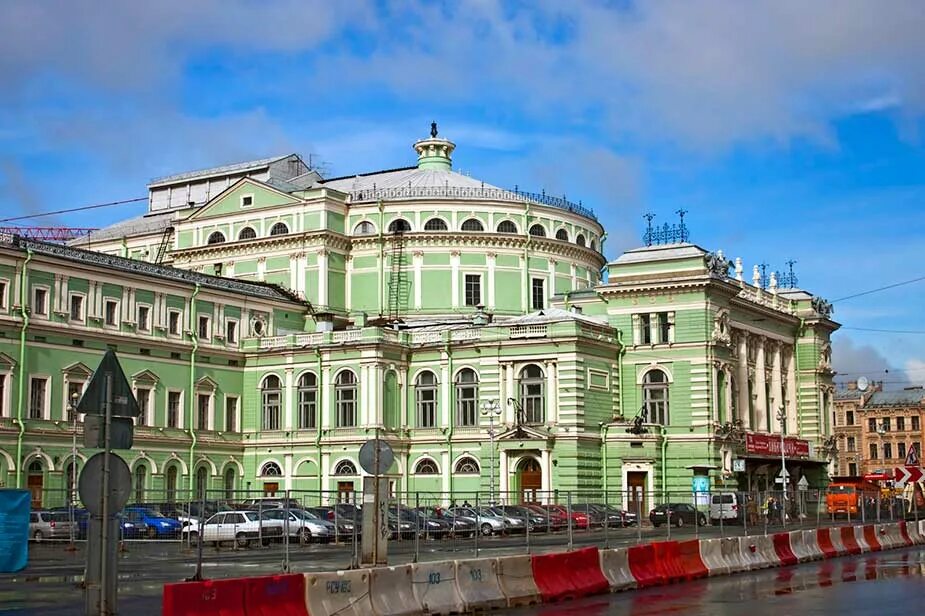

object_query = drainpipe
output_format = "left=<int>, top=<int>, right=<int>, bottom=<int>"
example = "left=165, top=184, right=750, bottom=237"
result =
left=616, top=329, right=625, bottom=419
left=599, top=423, right=610, bottom=493
left=445, top=344, right=455, bottom=504
left=523, top=205, right=531, bottom=312
left=378, top=200, right=385, bottom=317
left=187, top=284, right=200, bottom=491
left=660, top=426, right=669, bottom=500
left=314, top=348, right=323, bottom=501
left=796, top=318, right=805, bottom=437
left=14, top=249, right=33, bottom=489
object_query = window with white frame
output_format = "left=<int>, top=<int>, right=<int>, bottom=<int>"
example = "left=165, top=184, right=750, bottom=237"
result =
left=196, top=393, right=211, bottom=430
left=353, top=221, right=375, bottom=236
left=643, top=369, right=670, bottom=425
left=335, top=370, right=358, bottom=427
left=104, top=299, right=118, bottom=326
left=531, top=278, right=545, bottom=310
left=225, top=396, right=238, bottom=432
left=464, top=274, right=482, bottom=307
left=414, top=459, right=439, bottom=474
left=261, top=375, right=282, bottom=431
left=638, top=314, right=652, bottom=344
left=0, top=373, right=7, bottom=417
left=198, top=315, right=210, bottom=340
left=240, top=195, right=254, bottom=207
left=455, top=369, right=478, bottom=427
left=518, top=364, right=545, bottom=425
left=135, top=387, right=151, bottom=426
left=0, top=279, right=7, bottom=309
left=69, top=293, right=85, bottom=322
left=168, top=310, right=181, bottom=336
left=657, top=313, right=671, bottom=343
left=260, top=461, right=282, bottom=476
left=137, top=305, right=151, bottom=332
left=225, top=319, right=238, bottom=344
left=334, top=460, right=357, bottom=476
left=269, top=222, right=289, bottom=236
left=167, top=391, right=182, bottom=428
left=415, top=371, right=438, bottom=428
left=65, top=380, right=83, bottom=422
left=32, top=287, right=48, bottom=316
left=29, top=376, right=48, bottom=419
left=238, top=226, right=257, bottom=240
left=455, top=457, right=480, bottom=474
left=298, top=373, right=317, bottom=430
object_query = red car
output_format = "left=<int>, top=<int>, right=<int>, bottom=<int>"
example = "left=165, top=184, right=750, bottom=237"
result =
left=522, top=504, right=567, bottom=531
left=542, top=504, right=590, bottom=529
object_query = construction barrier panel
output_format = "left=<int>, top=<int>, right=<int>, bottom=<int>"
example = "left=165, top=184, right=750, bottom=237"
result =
left=627, top=543, right=667, bottom=588
left=800, top=530, right=824, bottom=560
left=854, top=525, right=871, bottom=553
left=815, top=528, right=838, bottom=558
left=772, top=532, right=798, bottom=566
left=876, top=524, right=897, bottom=550
left=369, top=565, right=423, bottom=616
left=839, top=526, right=862, bottom=555
left=496, top=556, right=540, bottom=607
left=677, top=539, right=709, bottom=580
left=531, top=547, right=609, bottom=603
left=788, top=531, right=814, bottom=562
left=919, top=520, right=925, bottom=543
left=754, top=535, right=780, bottom=567
left=720, top=537, right=746, bottom=573
left=162, top=577, right=245, bottom=616
left=243, top=574, right=309, bottom=616
left=599, top=548, right=636, bottom=592
left=736, top=537, right=767, bottom=570
left=699, top=539, right=729, bottom=576
left=455, top=559, right=507, bottom=612
left=305, top=570, right=372, bottom=616
left=652, top=541, right=686, bottom=583
left=863, top=525, right=882, bottom=552
left=888, top=523, right=906, bottom=548
left=411, top=560, right=464, bottom=615
left=898, top=521, right=915, bottom=546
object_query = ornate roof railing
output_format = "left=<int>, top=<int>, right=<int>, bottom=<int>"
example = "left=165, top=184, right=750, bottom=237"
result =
left=347, top=185, right=598, bottom=222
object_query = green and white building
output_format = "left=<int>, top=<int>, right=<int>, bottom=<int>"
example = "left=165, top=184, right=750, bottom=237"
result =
left=0, top=127, right=839, bottom=511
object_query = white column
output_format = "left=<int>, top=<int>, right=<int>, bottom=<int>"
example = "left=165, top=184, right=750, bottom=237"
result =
left=284, top=367, right=294, bottom=430
left=226, top=261, right=235, bottom=278
left=755, top=338, right=768, bottom=432
left=487, top=252, right=496, bottom=310
left=547, top=260, right=556, bottom=304
left=284, top=453, right=293, bottom=490
left=321, top=366, right=332, bottom=430
left=257, top=257, right=267, bottom=282
left=724, top=367, right=733, bottom=425
left=786, top=348, right=799, bottom=434
left=345, top=256, right=353, bottom=311
left=413, top=251, right=423, bottom=309
left=450, top=251, right=460, bottom=308
left=441, top=450, right=450, bottom=495
left=737, top=333, right=750, bottom=428
left=289, top=254, right=298, bottom=291
left=361, top=364, right=371, bottom=427
left=320, top=452, right=331, bottom=500
left=540, top=449, right=551, bottom=501
left=440, top=355, right=450, bottom=428
left=499, top=450, right=509, bottom=498
left=648, top=312, right=658, bottom=344
left=770, top=342, right=784, bottom=432
left=370, top=365, right=381, bottom=426
left=546, top=361, right=557, bottom=425
left=520, top=255, right=529, bottom=313
left=506, top=364, right=516, bottom=424
left=318, top=249, right=328, bottom=306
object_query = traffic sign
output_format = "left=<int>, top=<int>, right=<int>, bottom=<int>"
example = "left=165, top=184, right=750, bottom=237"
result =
left=76, top=350, right=140, bottom=418
left=78, top=452, right=132, bottom=515
left=894, top=466, right=924, bottom=487
left=905, top=443, right=920, bottom=467
left=358, top=439, right=394, bottom=476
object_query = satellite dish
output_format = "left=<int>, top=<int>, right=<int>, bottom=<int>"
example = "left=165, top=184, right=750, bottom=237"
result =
left=857, top=376, right=870, bottom=392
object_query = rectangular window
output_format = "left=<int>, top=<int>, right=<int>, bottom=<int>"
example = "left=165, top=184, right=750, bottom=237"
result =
left=225, top=397, right=238, bottom=432
left=884, top=442, right=893, bottom=459
left=336, top=384, right=356, bottom=427
left=455, top=380, right=477, bottom=427
left=33, top=287, right=48, bottom=316
left=898, top=416, right=906, bottom=431
left=298, top=384, right=316, bottom=430
left=136, top=387, right=150, bottom=426
left=65, top=381, right=83, bottom=422
left=197, top=394, right=210, bottom=430
left=464, top=274, right=481, bottom=307
left=846, top=410, right=854, bottom=426
left=914, top=442, right=921, bottom=459
left=416, top=386, right=436, bottom=428
left=69, top=294, right=84, bottom=321
left=0, top=279, right=7, bottom=309
left=640, top=314, right=652, bottom=344
left=657, top=313, right=671, bottom=343
left=29, top=377, right=47, bottom=419
left=0, top=373, right=6, bottom=417
left=198, top=315, right=210, bottom=340
left=914, top=416, right=921, bottom=431
left=241, top=195, right=253, bottom=207
left=868, top=418, right=877, bottom=433
left=225, top=320, right=238, bottom=344
left=847, top=436, right=856, bottom=452
left=137, top=305, right=151, bottom=332
left=848, top=462, right=858, bottom=476
left=899, top=442, right=907, bottom=460
left=262, top=390, right=281, bottom=430
left=531, top=278, right=545, bottom=311
left=869, top=443, right=878, bottom=459
left=104, top=300, right=118, bottom=326
left=168, top=310, right=181, bottom=336
left=883, top=417, right=891, bottom=432
left=167, top=391, right=181, bottom=428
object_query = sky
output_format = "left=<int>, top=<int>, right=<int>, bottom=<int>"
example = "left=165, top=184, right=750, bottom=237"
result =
left=1, top=0, right=924, bottom=388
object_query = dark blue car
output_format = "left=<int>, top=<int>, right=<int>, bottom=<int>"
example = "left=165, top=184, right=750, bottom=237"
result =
left=123, top=507, right=182, bottom=538
left=69, top=509, right=149, bottom=539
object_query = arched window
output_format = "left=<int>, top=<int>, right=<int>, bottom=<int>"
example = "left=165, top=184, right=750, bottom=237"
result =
left=555, top=228, right=569, bottom=241
left=415, top=371, right=438, bottom=428
left=353, top=221, right=376, bottom=236
left=297, top=373, right=317, bottom=430
left=195, top=466, right=208, bottom=500
left=424, top=218, right=448, bottom=231
left=461, top=218, right=484, bottom=232
left=269, top=222, right=289, bottom=236
left=576, top=233, right=586, bottom=247
left=643, top=369, right=670, bottom=425
left=335, top=370, right=358, bottom=427
left=334, top=460, right=357, bottom=476
left=528, top=224, right=546, bottom=237
left=224, top=467, right=236, bottom=501
left=28, top=460, right=42, bottom=474
left=455, top=457, right=480, bottom=474
left=166, top=466, right=178, bottom=503
left=206, top=231, right=226, bottom=245
left=388, top=218, right=412, bottom=233
left=519, top=364, right=545, bottom=425
left=238, top=227, right=257, bottom=240
left=496, top=220, right=518, bottom=234
left=261, top=375, right=282, bottom=431
left=415, top=459, right=439, bottom=474
left=590, top=239, right=597, bottom=252
left=134, top=465, right=146, bottom=503
left=455, top=369, right=478, bottom=427
left=260, top=461, right=282, bottom=476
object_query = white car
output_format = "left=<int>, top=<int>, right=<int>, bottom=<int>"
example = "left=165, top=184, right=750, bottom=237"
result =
left=182, top=510, right=284, bottom=548
left=261, top=509, right=337, bottom=543
left=448, top=506, right=507, bottom=536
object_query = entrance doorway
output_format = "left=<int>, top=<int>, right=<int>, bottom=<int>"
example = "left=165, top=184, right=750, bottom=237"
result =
left=517, top=458, right=542, bottom=503
left=263, top=482, right=279, bottom=496
left=337, top=481, right=355, bottom=503
left=627, top=471, right=647, bottom=517
left=27, top=460, right=44, bottom=509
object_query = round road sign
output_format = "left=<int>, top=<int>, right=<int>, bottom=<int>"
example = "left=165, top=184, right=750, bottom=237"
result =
left=78, top=452, right=132, bottom=515
left=359, top=439, right=394, bottom=476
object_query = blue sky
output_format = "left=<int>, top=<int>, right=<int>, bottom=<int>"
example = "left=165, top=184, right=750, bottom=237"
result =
left=2, top=1, right=925, bottom=386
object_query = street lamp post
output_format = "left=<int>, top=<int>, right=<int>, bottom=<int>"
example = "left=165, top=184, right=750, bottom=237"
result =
left=480, top=400, right=502, bottom=505
left=776, top=404, right=787, bottom=527
left=68, top=392, right=80, bottom=548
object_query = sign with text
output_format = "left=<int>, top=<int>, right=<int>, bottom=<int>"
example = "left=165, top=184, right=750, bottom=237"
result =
left=745, top=433, right=810, bottom=457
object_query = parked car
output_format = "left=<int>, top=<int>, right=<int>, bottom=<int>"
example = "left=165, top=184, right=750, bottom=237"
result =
left=709, top=493, right=744, bottom=524
left=181, top=510, right=284, bottom=548
left=495, top=505, right=548, bottom=532
left=386, top=513, right=418, bottom=540
left=29, top=511, right=75, bottom=541
left=304, top=507, right=361, bottom=539
left=447, top=506, right=507, bottom=536
left=74, top=510, right=149, bottom=539
left=523, top=504, right=567, bottom=531
left=261, top=508, right=336, bottom=543
left=542, top=504, right=590, bottom=529
left=583, top=503, right=632, bottom=528
left=482, top=506, right=527, bottom=533
left=442, top=512, right=477, bottom=538
left=137, top=502, right=199, bottom=528
left=570, top=504, right=608, bottom=527
left=123, top=506, right=183, bottom=538
left=598, top=504, right=638, bottom=527
left=239, top=497, right=303, bottom=511
left=649, top=503, right=707, bottom=528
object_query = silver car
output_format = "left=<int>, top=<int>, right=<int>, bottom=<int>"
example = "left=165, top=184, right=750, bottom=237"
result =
left=262, top=508, right=337, bottom=543
left=29, top=511, right=74, bottom=541
left=448, top=506, right=507, bottom=536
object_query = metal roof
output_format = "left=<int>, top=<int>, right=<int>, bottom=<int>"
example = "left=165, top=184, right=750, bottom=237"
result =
left=865, top=390, right=925, bottom=407
left=149, top=154, right=295, bottom=186
left=70, top=211, right=176, bottom=244
left=611, top=243, right=709, bottom=265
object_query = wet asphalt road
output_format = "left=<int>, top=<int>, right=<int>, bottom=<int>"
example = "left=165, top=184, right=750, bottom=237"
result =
left=0, top=519, right=918, bottom=615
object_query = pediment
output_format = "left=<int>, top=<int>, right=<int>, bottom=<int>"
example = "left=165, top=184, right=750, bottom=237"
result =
left=496, top=424, right=553, bottom=442
left=131, top=369, right=160, bottom=385
left=62, top=362, right=93, bottom=379
left=0, top=352, right=15, bottom=370
left=185, top=177, right=297, bottom=222
left=195, top=375, right=220, bottom=392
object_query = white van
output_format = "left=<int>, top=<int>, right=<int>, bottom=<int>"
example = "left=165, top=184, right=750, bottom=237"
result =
left=709, top=492, right=742, bottom=523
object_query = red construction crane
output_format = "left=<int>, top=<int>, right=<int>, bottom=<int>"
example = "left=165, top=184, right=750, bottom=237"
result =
left=0, top=227, right=98, bottom=242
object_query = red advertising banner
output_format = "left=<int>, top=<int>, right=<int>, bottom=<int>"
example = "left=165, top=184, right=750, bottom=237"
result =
left=745, top=433, right=810, bottom=457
